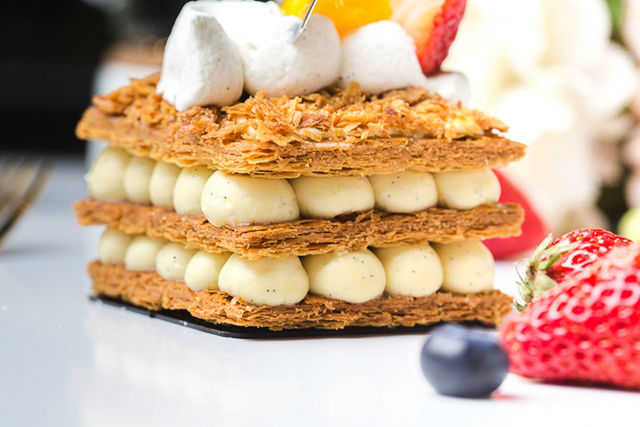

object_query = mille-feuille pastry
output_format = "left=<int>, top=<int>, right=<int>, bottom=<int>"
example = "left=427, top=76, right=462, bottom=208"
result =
left=74, top=0, right=525, bottom=331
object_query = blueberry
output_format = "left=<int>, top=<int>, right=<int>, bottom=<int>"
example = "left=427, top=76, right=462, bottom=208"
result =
left=420, top=324, right=509, bottom=398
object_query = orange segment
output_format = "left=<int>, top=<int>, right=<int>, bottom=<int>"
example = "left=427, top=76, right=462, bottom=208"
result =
left=281, top=0, right=392, bottom=37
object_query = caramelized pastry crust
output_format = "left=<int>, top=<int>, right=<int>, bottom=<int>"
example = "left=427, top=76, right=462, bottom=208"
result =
left=75, top=198, right=524, bottom=258
left=90, top=261, right=513, bottom=330
left=76, top=74, right=525, bottom=178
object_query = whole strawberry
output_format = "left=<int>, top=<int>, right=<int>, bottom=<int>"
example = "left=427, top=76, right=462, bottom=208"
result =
left=501, top=243, right=640, bottom=389
left=516, top=229, right=631, bottom=311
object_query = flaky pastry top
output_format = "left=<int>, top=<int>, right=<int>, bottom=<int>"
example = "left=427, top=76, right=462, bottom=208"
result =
left=92, top=73, right=509, bottom=147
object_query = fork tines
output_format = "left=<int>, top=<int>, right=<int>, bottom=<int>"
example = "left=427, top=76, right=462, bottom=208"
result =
left=0, top=157, right=52, bottom=247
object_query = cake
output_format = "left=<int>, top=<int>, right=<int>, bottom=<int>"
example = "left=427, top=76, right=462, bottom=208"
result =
left=74, top=0, right=525, bottom=331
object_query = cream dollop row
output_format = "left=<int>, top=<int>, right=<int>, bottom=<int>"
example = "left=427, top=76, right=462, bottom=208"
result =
left=86, top=148, right=501, bottom=225
left=98, top=230, right=495, bottom=306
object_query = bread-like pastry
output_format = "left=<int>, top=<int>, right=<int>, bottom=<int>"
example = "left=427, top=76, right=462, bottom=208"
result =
left=89, top=261, right=513, bottom=330
left=76, top=74, right=526, bottom=178
left=74, top=198, right=524, bottom=258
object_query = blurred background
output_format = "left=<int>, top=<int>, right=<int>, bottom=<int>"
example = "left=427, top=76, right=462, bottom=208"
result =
left=0, top=0, right=181, bottom=155
left=445, top=0, right=640, bottom=241
left=1, top=0, right=639, bottom=248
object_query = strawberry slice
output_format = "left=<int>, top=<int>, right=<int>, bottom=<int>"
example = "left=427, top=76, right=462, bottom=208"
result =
left=483, top=170, right=550, bottom=260
left=391, top=0, right=466, bottom=75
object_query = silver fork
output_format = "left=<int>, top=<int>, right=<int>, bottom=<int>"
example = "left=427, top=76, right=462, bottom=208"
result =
left=290, top=0, right=318, bottom=42
left=0, top=157, right=52, bottom=248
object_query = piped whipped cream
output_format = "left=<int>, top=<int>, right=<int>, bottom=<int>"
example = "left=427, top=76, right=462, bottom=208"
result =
left=423, top=72, right=470, bottom=105
left=339, top=20, right=469, bottom=104
left=239, top=13, right=342, bottom=97
left=339, top=21, right=426, bottom=93
left=158, top=1, right=340, bottom=109
left=209, top=1, right=341, bottom=97
left=157, top=2, right=243, bottom=110
left=158, top=1, right=469, bottom=110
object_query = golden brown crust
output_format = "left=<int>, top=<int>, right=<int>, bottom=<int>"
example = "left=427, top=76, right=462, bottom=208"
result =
left=74, top=198, right=524, bottom=258
left=89, top=261, right=514, bottom=330
left=76, top=74, right=526, bottom=178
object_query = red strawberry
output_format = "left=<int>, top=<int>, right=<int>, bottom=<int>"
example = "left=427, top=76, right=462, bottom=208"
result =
left=392, top=0, right=466, bottom=75
left=501, top=243, right=640, bottom=389
left=484, top=170, right=550, bottom=259
left=516, top=229, right=632, bottom=311
left=542, top=229, right=632, bottom=283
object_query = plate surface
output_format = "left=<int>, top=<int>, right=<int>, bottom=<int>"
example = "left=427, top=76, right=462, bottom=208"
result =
left=91, top=295, right=491, bottom=339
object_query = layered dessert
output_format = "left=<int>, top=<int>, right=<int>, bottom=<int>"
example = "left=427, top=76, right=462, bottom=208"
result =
left=75, top=0, right=525, bottom=330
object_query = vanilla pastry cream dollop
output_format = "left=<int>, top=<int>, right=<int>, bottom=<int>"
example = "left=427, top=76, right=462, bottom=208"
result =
left=98, top=229, right=133, bottom=264
left=434, top=169, right=501, bottom=210
left=149, top=162, right=181, bottom=208
left=88, top=153, right=500, bottom=221
left=124, top=236, right=166, bottom=271
left=95, top=236, right=494, bottom=305
left=123, top=156, right=155, bottom=204
left=218, top=254, right=309, bottom=305
left=155, top=242, right=196, bottom=281
left=290, top=176, right=374, bottom=218
left=157, top=1, right=244, bottom=110
left=369, top=171, right=438, bottom=213
left=201, top=170, right=299, bottom=226
left=375, top=245, right=443, bottom=297
left=433, top=240, right=495, bottom=293
left=184, top=250, right=231, bottom=291
left=86, top=147, right=131, bottom=201
left=173, top=166, right=213, bottom=216
left=303, top=249, right=385, bottom=303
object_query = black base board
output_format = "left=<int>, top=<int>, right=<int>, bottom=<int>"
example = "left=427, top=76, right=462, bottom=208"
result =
left=90, top=295, right=495, bottom=339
